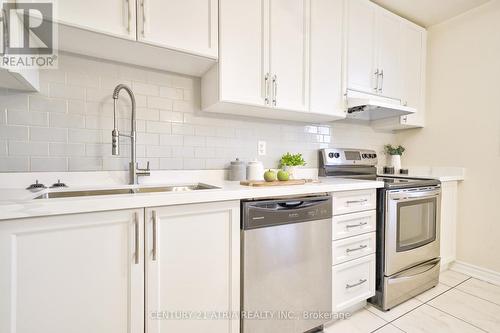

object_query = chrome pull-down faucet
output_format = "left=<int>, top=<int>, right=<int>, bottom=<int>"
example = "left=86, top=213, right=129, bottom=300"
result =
left=111, top=84, right=150, bottom=185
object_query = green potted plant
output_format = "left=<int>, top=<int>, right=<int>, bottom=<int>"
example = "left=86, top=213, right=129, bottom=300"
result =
left=279, top=153, right=306, bottom=179
left=384, top=144, right=405, bottom=172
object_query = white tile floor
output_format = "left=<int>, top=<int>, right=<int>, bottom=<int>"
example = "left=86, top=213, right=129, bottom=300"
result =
left=325, top=270, right=500, bottom=333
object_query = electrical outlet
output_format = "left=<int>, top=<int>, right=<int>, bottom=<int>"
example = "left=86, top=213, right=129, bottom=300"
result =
left=258, top=141, right=266, bottom=156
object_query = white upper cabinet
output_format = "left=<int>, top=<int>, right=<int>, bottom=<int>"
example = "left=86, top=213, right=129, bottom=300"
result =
left=217, top=0, right=266, bottom=107
left=310, top=0, right=346, bottom=118
left=0, top=209, right=144, bottom=333
left=269, top=0, right=309, bottom=112
left=376, top=10, right=401, bottom=100
left=202, top=0, right=346, bottom=122
left=346, top=0, right=377, bottom=95
left=55, top=0, right=136, bottom=39
left=137, top=0, right=218, bottom=58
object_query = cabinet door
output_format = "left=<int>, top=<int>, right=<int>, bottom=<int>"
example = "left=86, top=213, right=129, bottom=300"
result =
left=138, top=0, right=218, bottom=58
left=54, top=0, right=136, bottom=39
left=309, top=0, right=346, bottom=118
left=145, top=201, right=240, bottom=333
left=0, top=209, right=144, bottom=333
left=219, top=0, right=267, bottom=106
left=269, top=0, right=310, bottom=112
left=400, top=24, right=427, bottom=127
left=346, top=0, right=377, bottom=94
left=376, top=9, right=401, bottom=100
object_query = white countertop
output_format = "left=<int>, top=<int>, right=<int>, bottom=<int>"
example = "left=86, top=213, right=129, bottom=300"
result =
left=0, top=177, right=384, bottom=221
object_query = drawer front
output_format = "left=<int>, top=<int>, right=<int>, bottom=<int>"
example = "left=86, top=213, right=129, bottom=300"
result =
left=333, top=190, right=376, bottom=215
left=332, top=254, right=375, bottom=312
left=333, top=233, right=376, bottom=265
left=333, top=210, right=376, bottom=240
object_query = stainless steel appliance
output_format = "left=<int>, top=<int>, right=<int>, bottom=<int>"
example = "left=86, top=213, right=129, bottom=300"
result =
left=241, top=195, right=332, bottom=333
left=319, top=148, right=441, bottom=311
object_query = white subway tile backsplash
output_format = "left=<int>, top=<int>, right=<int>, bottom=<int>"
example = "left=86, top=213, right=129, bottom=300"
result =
left=49, top=143, right=86, bottom=156
left=0, top=53, right=395, bottom=172
left=7, top=110, right=48, bottom=127
left=0, top=156, right=29, bottom=172
left=49, top=82, right=85, bottom=100
left=30, top=95, right=67, bottom=113
left=31, top=157, right=67, bottom=172
left=8, top=141, right=48, bottom=156
left=0, top=125, right=29, bottom=140
left=50, top=113, right=85, bottom=128
left=30, top=127, right=67, bottom=142
left=68, top=157, right=103, bottom=171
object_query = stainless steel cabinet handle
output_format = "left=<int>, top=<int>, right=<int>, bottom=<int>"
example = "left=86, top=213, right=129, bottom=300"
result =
left=264, top=73, right=270, bottom=105
left=346, top=221, right=368, bottom=229
left=272, top=74, right=277, bottom=106
left=134, top=212, right=140, bottom=264
left=152, top=210, right=158, bottom=261
left=346, top=279, right=368, bottom=289
left=346, top=199, right=368, bottom=205
left=125, top=0, right=132, bottom=32
left=379, top=70, right=384, bottom=93
left=141, top=0, right=147, bottom=37
left=1, top=8, right=8, bottom=52
left=346, top=244, right=368, bottom=253
left=373, top=69, right=379, bottom=92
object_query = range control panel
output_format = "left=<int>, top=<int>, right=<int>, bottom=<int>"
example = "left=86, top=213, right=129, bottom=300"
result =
left=320, top=148, right=378, bottom=166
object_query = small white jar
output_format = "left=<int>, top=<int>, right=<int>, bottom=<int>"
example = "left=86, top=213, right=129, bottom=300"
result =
left=246, top=160, right=264, bottom=181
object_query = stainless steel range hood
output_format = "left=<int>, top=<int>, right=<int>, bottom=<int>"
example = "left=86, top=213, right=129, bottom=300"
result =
left=346, top=90, right=416, bottom=121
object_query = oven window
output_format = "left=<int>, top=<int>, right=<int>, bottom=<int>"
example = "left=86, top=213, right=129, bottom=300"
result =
left=396, top=198, right=437, bottom=252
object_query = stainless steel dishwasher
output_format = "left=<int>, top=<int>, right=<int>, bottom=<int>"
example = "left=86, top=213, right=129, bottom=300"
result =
left=241, top=195, right=332, bottom=333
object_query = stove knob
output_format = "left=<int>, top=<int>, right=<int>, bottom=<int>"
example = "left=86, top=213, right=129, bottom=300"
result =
left=373, top=154, right=377, bottom=158
left=362, top=154, right=366, bottom=158
left=334, top=153, right=340, bottom=158
left=328, top=152, right=334, bottom=158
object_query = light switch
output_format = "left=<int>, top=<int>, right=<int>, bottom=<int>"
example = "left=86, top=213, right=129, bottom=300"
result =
left=258, top=141, right=266, bottom=156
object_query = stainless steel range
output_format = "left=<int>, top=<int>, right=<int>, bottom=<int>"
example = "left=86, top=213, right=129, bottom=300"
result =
left=319, top=148, right=442, bottom=311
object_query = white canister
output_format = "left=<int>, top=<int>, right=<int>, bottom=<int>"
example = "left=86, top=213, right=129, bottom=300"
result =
left=229, top=158, right=246, bottom=181
left=390, top=155, right=402, bottom=173
left=246, top=160, right=264, bottom=181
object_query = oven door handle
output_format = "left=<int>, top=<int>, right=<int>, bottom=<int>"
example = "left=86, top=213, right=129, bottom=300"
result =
left=389, top=191, right=441, bottom=202
left=389, top=258, right=440, bottom=282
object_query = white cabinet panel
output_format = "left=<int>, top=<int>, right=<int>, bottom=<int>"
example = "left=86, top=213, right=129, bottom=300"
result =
left=269, top=0, right=309, bottom=112
left=0, top=209, right=144, bottom=333
left=145, top=201, right=240, bottom=333
left=332, top=254, right=376, bottom=312
left=218, top=0, right=266, bottom=106
left=54, top=0, right=136, bottom=39
left=333, top=189, right=377, bottom=216
left=346, top=0, right=377, bottom=94
left=333, top=233, right=376, bottom=265
left=333, top=210, right=377, bottom=240
left=376, top=10, right=401, bottom=100
left=138, top=0, right=218, bottom=58
left=309, top=0, right=346, bottom=118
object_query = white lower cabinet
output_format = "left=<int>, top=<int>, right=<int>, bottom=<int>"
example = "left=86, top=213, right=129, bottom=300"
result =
left=332, top=254, right=376, bottom=311
left=332, top=190, right=377, bottom=312
left=0, top=209, right=145, bottom=333
left=145, top=201, right=240, bottom=333
left=0, top=201, right=240, bottom=333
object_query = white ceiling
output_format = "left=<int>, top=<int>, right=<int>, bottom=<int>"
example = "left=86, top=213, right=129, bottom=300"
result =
left=371, top=0, right=491, bottom=27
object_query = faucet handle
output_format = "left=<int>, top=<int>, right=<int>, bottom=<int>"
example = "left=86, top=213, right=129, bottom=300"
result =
left=136, top=161, right=151, bottom=171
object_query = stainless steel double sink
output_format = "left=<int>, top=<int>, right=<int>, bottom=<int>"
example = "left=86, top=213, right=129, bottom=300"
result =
left=34, top=183, right=220, bottom=200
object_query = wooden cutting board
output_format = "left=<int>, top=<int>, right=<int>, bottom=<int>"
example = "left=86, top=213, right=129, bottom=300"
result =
left=240, top=179, right=317, bottom=187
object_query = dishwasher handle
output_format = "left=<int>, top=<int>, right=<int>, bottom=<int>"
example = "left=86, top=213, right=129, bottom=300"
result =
left=242, top=195, right=332, bottom=230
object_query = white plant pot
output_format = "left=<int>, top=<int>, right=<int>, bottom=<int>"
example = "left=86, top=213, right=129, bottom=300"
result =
left=283, top=166, right=297, bottom=180
left=390, top=155, right=402, bottom=172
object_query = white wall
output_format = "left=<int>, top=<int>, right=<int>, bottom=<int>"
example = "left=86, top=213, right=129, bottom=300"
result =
left=0, top=52, right=395, bottom=172
left=397, top=0, right=500, bottom=273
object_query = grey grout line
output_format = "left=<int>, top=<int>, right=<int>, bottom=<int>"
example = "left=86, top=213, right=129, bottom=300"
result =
left=453, top=279, right=500, bottom=308
left=424, top=301, right=490, bottom=333
left=370, top=323, right=408, bottom=333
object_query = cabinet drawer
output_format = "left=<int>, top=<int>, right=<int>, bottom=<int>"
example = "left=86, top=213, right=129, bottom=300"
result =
left=333, top=190, right=376, bottom=215
left=333, top=210, right=376, bottom=240
left=332, top=254, right=375, bottom=312
left=333, top=233, right=376, bottom=265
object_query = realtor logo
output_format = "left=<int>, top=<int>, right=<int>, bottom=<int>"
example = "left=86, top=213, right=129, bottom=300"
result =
left=0, top=2, right=57, bottom=69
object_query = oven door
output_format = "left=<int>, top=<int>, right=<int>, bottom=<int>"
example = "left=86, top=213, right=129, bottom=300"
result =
left=384, top=187, right=441, bottom=276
